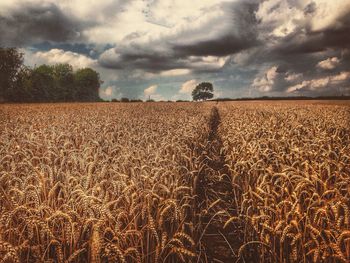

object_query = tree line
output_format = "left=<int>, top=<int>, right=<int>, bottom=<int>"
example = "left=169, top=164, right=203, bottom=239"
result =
left=0, top=48, right=102, bottom=103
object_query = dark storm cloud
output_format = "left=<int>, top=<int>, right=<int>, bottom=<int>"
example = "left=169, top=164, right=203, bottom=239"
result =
left=100, top=51, right=231, bottom=73
left=173, top=1, right=259, bottom=57
left=2, top=0, right=349, bottom=99
left=234, top=0, right=350, bottom=96
left=276, top=9, right=350, bottom=55
left=173, top=34, right=257, bottom=57
left=98, top=0, right=260, bottom=72
left=98, top=0, right=350, bottom=97
left=247, top=50, right=342, bottom=94
left=0, top=3, right=82, bottom=46
left=99, top=51, right=178, bottom=71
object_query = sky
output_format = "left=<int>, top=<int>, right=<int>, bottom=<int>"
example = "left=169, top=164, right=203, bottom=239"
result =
left=1, top=0, right=350, bottom=100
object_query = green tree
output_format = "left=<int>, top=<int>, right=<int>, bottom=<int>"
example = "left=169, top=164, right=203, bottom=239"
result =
left=192, top=82, right=214, bottom=101
left=121, top=97, right=130, bottom=102
left=0, top=48, right=24, bottom=102
left=74, top=68, right=101, bottom=101
left=9, top=66, right=33, bottom=102
left=52, top=64, right=74, bottom=101
left=0, top=48, right=103, bottom=103
left=30, top=65, right=56, bottom=102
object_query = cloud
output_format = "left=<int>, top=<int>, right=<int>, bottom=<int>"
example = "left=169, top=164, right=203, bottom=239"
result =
left=287, top=71, right=350, bottom=93
left=188, top=56, right=230, bottom=72
left=332, top=71, right=350, bottom=81
left=2, top=0, right=350, bottom=98
left=160, top=69, right=191, bottom=77
left=175, top=0, right=259, bottom=56
left=143, top=84, right=166, bottom=101
left=308, top=0, right=350, bottom=32
left=98, top=48, right=230, bottom=72
left=232, top=0, right=350, bottom=96
left=127, top=69, right=191, bottom=79
left=0, top=2, right=82, bottom=46
left=144, top=85, right=158, bottom=96
left=272, top=1, right=350, bottom=55
left=252, top=66, right=279, bottom=92
left=317, top=57, right=340, bottom=70
left=25, top=49, right=97, bottom=69
left=99, top=85, right=122, bottom=100
left=179, top=80, right=197, bottom=94
left=255, top=0, right=305, bottom=38
left=97, top=0, right=259, bottom=72
left=285, top=72, right=303, bottom=82
left=101, top=86, right=113, bottom=97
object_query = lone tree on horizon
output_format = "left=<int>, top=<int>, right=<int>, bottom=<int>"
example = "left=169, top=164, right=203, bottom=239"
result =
left=192, top=82, right=214, bottom=101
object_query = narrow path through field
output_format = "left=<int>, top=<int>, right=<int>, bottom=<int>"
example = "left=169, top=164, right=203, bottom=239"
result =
left=194, top=106, right=243, bottom=263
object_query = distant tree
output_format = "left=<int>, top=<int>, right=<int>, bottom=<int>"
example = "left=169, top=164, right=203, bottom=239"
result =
left=192, top=82, right=214, bottom=101
left=0, top=48, right=24, bottom=101
left=121, top=97, right=130, bottom=102
left=111, top=98, right=119, bottom=102
left=30, top=65, right=56, bottom=102
left=0, top=48, right=104, bottom=103
left=10, top=66, right=33, bottom=102
left=52, top=64, right=74, bottom=101
left=74, top=68, right=101, bottom=101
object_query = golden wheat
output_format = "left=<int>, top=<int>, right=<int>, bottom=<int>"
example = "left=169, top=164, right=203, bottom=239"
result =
left=219, top=101, right=350, bottom=262
left=0, top=103, right=211, bottom=263
left=1, top=101, right=349, bottom=262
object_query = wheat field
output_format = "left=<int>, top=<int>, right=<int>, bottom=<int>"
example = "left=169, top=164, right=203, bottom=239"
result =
left=0, top=101, right=349, bottom=263
left=218, top=102, right=350, bottom=262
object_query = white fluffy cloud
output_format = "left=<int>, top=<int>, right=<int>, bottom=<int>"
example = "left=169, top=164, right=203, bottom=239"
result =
left=252, top=66, right=278, bottom=92
left=143, top=84, right=166, bottom=101
left=332, top=71, right=350, bottom=81
left=256, top=0, right=350, bottom=38
left=25, top=49, right=97, bottom=69
left=160, top=69, right=191, bottom=77
left=317, top=57, right=340, bottom=70
left=309, top=0, right=350, bottom=31
left=179, top=79, right=197, bottom=94
left=80, top=0, right=225, bottom=46
left=256, top=0, right=304, bottom=38
left=287, top=71, right=350, bottom=93
left=285, top=72, right=303, bottom=82
left=101, top=86, right=113, bottom=97
left=188, top=56, right=229, bottom=71
left=144, top=85, right=158, bottom=96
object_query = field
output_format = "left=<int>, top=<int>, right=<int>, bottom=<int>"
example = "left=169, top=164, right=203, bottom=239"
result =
left=0, top=101, right=349, bottom=263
